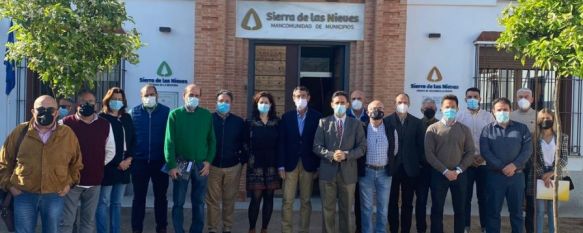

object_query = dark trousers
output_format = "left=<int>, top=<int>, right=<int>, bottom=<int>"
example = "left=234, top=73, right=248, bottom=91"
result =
left=355, top=182, right=362, bottom=233
left=524, top=165, right=534, bottom=233
left=430, top=170, right=467, bottom=233
left=465, top=165, right=488, bottom=230
left=414, top=164, right=431, bottom=233
left=131, top=159, right=169, bottom=232
left=388, top=166, right=416, bottom=233
left=486, top=171, right=525, bottom=233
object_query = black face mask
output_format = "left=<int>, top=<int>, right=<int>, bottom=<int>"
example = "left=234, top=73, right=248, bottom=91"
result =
left=370, top=109, right=384, bottom=120
left=423, top=108, right=436, bottom=119
left=36, top=108, right=55, bottom=126
left=79, top=103, right=95, bottom=117
left=541, top=120, right=554, bottom=129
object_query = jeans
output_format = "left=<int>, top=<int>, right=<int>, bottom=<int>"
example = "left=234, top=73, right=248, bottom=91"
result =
left=486, top=171, right=525, bottom=233
left=60, top=186, right=101, bottom=233
left=465, top=165, right=488, bottom=231
left=535, top=200, right=554, bottom=233
left=96, top=184, right=127, bottom=233
left=430, top=170, right=467, bottom=233
left=359, top=167, right=392, bottom=233
left=13, top=192, right=64, bottom=233
left=414, top=164, right=431, bottom=233
left=388, top=165, right=416, bottom=233
left=131, top=159, right=169, bottom=233
left=172, top=162, right=208, bottom=233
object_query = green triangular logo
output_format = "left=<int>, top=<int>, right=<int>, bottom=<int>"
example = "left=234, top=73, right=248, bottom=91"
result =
left=241, top=8, right=262, bottom=31
left=157, top=61, right=173, bottom=77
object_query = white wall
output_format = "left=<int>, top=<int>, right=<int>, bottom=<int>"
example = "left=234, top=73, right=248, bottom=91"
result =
left=404, top=2, right=508, bottom=118
left=123, top=0, right=195, bottom=110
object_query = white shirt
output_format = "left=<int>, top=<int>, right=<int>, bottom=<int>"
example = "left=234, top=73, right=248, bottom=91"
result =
left=541, top=137, right=556, bottom=166
left=456, top=109, right=495, bottom=156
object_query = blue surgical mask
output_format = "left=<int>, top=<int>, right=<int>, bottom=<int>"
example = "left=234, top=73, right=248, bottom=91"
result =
left=109, top=100, right=124, bottom=111
left=495, top=111, right=510, bottom=124
left=334, top=104, right=347, bottom=117
left=467, top=98, right=479, bottom=110
left=258, top=103, right=270, bottom=114
left=216, top=102, right=230, bottom=114
left=186, top=97, right=199, bottom=109
left=58, top=107, right=69, bottom=118
left=442, top=108, right=457, bottom=121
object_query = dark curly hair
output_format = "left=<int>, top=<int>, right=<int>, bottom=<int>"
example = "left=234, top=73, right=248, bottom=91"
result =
left=252, top=91, right=277, bottom=120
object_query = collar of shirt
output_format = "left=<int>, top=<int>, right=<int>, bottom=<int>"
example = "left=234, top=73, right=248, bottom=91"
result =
left=440, top=118, right=456, bottom=127
left=75, top=112, right=99, bottom=124
left=297, top=110, right=307, bottom=120
left=334, top=115, right=346, bottom=123
left=495, top=120, right=514, bottom=128
left=369, top=122, right=384, bottom=132
left=33, top=122, right=57, bottom=143
left=351, top=108, right=366, bottom=119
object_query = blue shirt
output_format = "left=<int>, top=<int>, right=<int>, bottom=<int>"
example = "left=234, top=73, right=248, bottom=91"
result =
left=297, top=111, right=306, bottom=136
left=347, top=109, right=370, bottom=123
left=479, top=120, right=532, bottom=171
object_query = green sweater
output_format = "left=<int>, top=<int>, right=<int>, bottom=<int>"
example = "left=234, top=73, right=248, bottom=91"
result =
left=164, top=106, right=216, bottom=169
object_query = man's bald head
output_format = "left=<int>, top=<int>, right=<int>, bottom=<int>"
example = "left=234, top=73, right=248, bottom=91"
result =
left=34, top=95, right=58, bottom=109
left=367, top=100, right=384, bottom=112
left=351, top=90, right=365, bottom=102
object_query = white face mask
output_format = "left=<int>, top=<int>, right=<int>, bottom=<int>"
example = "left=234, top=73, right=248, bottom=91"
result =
left=351, top=100, right=363, bottom=110
left=518, top=98, right=531, bottom=110
left=396, top=103, right=409, bottom=114
left=294, top=98, right=308, bottom=110
left=142, top=96, right=157, bottom=108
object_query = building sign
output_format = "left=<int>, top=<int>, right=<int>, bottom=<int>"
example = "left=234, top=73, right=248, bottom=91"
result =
left=236, top=1, right=365, bottom=41
left=410, top=66, right=459, bottom=94
left=138, top=61, right=189, bottom=87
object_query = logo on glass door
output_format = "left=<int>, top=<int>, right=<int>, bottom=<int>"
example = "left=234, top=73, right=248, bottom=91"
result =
left=241, top=8, right=262, bottom=31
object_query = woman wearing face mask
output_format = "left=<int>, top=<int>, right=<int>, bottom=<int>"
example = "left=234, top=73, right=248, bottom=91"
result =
left=529, top=108, right=568, bottom=233
left=96, top=87, right=136, bottom=233
left=245, top=91, right=281, bottom=233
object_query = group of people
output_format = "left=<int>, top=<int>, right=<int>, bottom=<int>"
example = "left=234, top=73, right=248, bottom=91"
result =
left=0, top=83, right=568, bottom=233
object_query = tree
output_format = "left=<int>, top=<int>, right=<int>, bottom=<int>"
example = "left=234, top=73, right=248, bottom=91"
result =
left=0, top=0, right=142, bottom=97
left=497, top=0, right=583, bottom=232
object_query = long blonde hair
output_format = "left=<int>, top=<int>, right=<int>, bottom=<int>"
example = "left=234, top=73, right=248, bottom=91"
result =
left=536, top=108, right=557, bottom=139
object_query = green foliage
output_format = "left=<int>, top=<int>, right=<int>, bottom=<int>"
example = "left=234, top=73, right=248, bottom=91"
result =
left=0, top=0, right=142, bottom=97
left=497, top=0, right=583, bottom=78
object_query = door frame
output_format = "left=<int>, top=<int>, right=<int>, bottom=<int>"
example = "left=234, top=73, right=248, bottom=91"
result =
left=247, top=40, right=351, bottom=117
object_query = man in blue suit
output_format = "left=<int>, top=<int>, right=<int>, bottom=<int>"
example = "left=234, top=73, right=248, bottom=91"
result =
left=278, top=86, right=322, bottom=233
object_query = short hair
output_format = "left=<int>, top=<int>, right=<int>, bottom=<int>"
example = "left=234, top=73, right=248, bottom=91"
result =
left=516, top=88, right=532, bottom=96
left=77, top=89, right=95, bottom=103
left=252, top=91, right=277, bottom=120
left=465, top=87, right=481, bottom=95
left=58, top=97, right=74, bottom=104
left=141, top=84, right=158, bottom=95
left=293, top=86, right=310, bottom=96
left=331, top=91, right=349, bottom=102
left=441, top=94, right=459, bottom=107
left=216, top=89, right=233, bottom=101
left=492, top=97, right=512, bottom=109
left=102, top=87, right=128, bottom=114
left=184, top=84, right=201, bottom=96
left=394, top=93, right=410, bottom=102
left=422, top=97, right=435, bottom=105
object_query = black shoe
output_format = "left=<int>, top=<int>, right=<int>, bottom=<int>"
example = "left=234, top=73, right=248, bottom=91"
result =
left=223, top=232, right=231, bottom=233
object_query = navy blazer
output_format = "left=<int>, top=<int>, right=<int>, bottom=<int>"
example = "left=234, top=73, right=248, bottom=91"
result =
left=277, top=108, right=322, bottom=172
left=384, top=113, right=425, bottom=177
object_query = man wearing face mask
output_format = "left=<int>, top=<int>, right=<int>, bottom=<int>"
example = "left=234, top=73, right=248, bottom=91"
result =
left=60, top=90, right=116, bottom=233
left=480, top=97, right=532, bottom=233
left=416, top=97, right=438, bottom=233
left=385, top=93, right=425, bottom=233
left=165, top=84, right=216, bottom=233
left=58, top=97, right=75, bottom=120
left=278, top=86, right=322, bottom=233
left=510, top=88, right=537, bottom=233
left=206, top=90, right=246, bottom=233
left=425, top=94, right=476, bottom=233
left=313, top=91, right=366, bottom=233
left=129, top=84, right=170, bottom=233
left=358, top=100, right=397, bottom=233
left=456, top=88, right=495, bottom=233
left=0, top=95, right=83, bottom=233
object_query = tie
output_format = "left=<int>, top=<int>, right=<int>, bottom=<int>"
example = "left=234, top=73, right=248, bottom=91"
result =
left=337, top=120, right=343, bottom=139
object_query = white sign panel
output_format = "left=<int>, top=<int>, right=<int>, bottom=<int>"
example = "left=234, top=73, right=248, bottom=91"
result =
left=236, top=1, right=365, bottom=41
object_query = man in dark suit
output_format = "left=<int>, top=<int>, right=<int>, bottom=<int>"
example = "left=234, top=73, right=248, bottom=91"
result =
left=314, top=91, right=367, bottom=233
left=278, top=86, right=322, bottom=233
left=385, top=93, right=426, bottom=233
